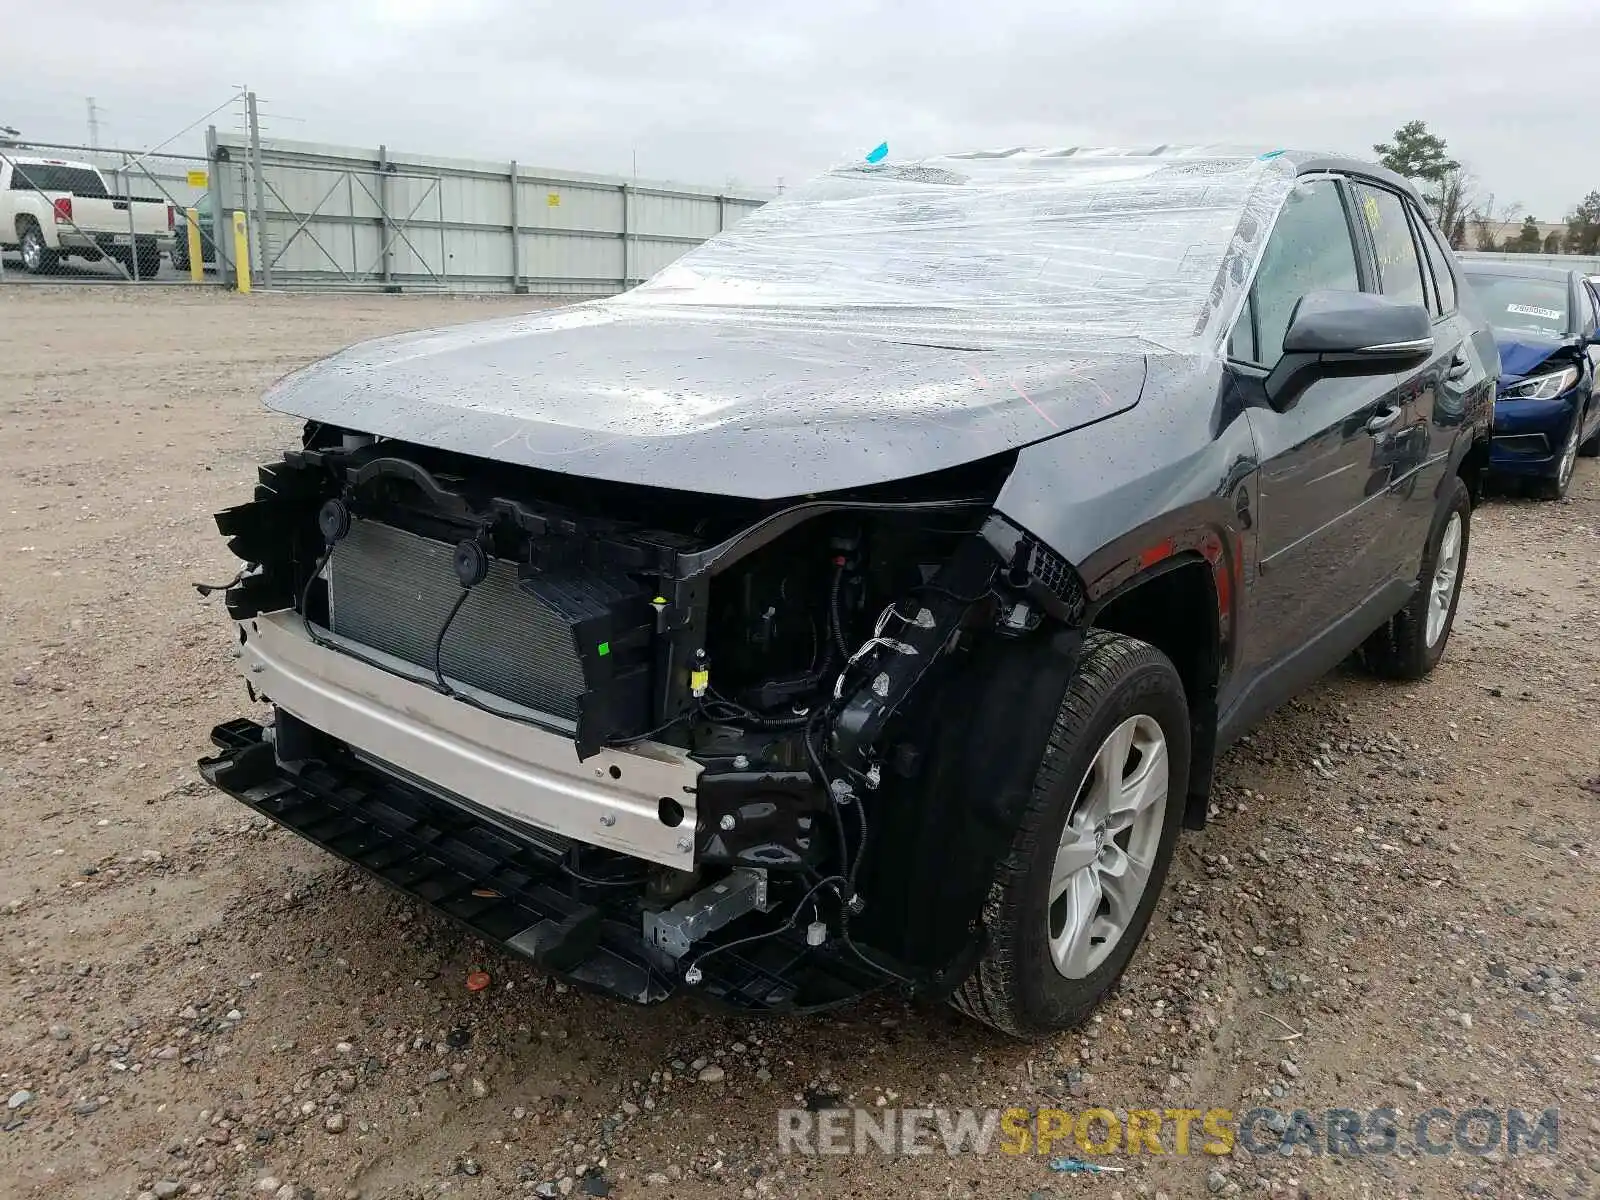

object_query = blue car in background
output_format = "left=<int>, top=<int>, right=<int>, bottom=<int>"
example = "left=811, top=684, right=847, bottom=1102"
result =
left=1459, top=261, right=1600, bottom=498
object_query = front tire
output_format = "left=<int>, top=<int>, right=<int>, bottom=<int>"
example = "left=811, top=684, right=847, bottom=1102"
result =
left=1360, top=475, right=1470, bottom=680
left=952, top=629, right=1189, bottom=1039
left=1539, top=406, right=1583, bottom=499
left=1577, top=400, right=1599, bottom=458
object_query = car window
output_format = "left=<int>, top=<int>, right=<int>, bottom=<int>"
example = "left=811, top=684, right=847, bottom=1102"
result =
left=1416, top=214, right=1457, bottom=316
left=1228, top=295, right=1258, bottom=363
left=1237, top=178, right=1361, bottom=365
left=7, top=164, right=108, bottom=197
left=1461, top=272, right=1572, bottom=337
left=1353, top=184, right=1427, bottom=309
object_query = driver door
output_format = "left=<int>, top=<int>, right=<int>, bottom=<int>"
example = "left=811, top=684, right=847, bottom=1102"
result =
left=1231, top=175, right=1415, bottom=689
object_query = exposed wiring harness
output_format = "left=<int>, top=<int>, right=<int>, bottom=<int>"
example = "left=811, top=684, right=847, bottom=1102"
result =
left=828, top=560, right=850, bottom=660
left=431, top=588, right=471, bottom=693
left=193, top=563, right=258, bottom=597
left=681, top=873, right=849, bottom=981
left=802, top=710, right=920, bottom=991
left=558, top=859, right=649, bottom=889
left=606, top=708, right=697, bottom=747
left=298, top=544, right=402, bottom=679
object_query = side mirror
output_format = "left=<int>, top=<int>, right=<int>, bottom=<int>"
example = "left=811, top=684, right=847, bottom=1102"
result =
left=1265, top=291, right=1434, bottom=411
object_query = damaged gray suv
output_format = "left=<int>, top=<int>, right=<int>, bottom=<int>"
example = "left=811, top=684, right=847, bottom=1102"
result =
left=199, top=147, right=1494, bottom=1037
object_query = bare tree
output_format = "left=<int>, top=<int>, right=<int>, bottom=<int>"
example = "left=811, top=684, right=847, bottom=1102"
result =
left=1435, top=167, right=1475, bottom=247
left=1468, top=193, right=1523, bottom=252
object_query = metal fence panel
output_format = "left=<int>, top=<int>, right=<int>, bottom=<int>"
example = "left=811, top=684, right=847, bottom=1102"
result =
left=213, top=133, right=771, bottom=294
left=521, top=231, right=623, bottom=293
left=630, top=237, right=698, bottom=280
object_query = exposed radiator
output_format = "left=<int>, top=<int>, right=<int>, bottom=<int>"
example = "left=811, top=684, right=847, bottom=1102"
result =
left=328, top=519, right=585, bottom=720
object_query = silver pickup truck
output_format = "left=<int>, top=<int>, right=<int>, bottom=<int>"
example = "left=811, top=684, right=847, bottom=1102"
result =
left=0, top=156, right=175, bottom=276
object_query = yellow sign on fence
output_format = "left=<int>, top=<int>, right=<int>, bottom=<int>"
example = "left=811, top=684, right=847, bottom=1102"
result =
left=186, top=169, right=209, bottom=189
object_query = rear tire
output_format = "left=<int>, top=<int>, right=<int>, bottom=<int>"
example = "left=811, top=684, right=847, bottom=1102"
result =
left=951, top=629, right=1189, bottom=1039
left=1360, top=475, right=1470, bottom=680
left=19, top=223, right=58, bottom=275
left=137, top=248, right=161, bottom=278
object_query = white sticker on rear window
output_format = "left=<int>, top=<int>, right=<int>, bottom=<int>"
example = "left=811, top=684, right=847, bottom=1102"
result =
left=1507, top=303, right=1562, bottom=321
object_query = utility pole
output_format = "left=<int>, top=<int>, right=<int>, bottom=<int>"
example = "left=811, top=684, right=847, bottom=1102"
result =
left=245, top=89, right=271, bottom=288
left=86, top=97, right=101, bottom=149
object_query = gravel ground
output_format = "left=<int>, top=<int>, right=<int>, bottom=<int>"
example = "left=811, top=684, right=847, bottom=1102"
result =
left=2, top=286, right=1597, bottom=1200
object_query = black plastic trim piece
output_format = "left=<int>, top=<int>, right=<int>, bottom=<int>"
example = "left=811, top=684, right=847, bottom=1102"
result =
left=199, top=720, right=881, bottom=1013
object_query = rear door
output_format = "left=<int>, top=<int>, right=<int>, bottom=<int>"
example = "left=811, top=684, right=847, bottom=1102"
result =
left=1351, top=182, right=1474, bottom=569
left=1234, top=174, right=1417, bottom=680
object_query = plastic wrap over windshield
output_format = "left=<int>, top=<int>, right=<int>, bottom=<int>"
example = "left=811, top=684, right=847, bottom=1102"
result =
left=611, top=148, right=1296, bottom=353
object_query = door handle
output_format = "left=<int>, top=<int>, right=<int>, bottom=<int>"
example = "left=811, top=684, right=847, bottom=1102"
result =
left=1365, top=406, right=1402, bottom=434
left=1446, top=352, right=1471, bottom=382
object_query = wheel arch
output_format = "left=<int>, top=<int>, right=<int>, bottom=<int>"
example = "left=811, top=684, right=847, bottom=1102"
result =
left=1452, top=430, right=1491, bottom=506
left=1086, top=552, right=1224, bottom=830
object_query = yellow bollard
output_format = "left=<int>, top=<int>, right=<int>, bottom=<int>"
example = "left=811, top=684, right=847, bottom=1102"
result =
left=231, top=210, right=251, bottom=293
left=185, top=208, right=204, bottom=284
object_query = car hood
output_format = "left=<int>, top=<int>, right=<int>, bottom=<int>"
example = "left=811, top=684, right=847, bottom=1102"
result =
left=265, top=305, right=1148, bottom=499
left=1492, top=330, right=1577, bottom=384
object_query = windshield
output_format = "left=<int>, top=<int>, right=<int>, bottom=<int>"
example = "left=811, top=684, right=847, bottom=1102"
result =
left=613, top=149, right=1294, bottom=352
left=1464, top=272, right=1571, bottom=337
left=8, top=164, right=107, bottom=197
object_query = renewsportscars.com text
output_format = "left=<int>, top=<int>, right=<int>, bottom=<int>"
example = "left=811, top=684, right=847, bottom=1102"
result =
left=777, top=1105, right=1560, bottom=1158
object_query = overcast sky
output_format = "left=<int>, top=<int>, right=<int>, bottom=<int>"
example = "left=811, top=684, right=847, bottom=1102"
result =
left=9, top=0, right=1594, bottom=218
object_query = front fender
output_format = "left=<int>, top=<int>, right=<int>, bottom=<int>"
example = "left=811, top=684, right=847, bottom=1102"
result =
left=992, top=361, right=1258, bottom=681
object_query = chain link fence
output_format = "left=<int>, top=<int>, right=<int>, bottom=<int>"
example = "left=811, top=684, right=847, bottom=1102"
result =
left=0, top=140, right=218, bottom=284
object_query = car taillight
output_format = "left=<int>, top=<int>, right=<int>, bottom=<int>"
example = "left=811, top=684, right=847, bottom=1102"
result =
left=52, top=197, right=72, bottom=223
left=167, top=204, right=176, bottom=231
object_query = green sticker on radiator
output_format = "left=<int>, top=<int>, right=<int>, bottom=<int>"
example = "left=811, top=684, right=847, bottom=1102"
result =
left=596, top=641, right=610, bottom=657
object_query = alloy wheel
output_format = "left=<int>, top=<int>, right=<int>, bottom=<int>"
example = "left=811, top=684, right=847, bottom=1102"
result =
left=1425, top=511, right=1462, bottom=648
left=1557, top=415, right=1581, bottom=492
left=1047, top=714, right=1168, bottom=979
